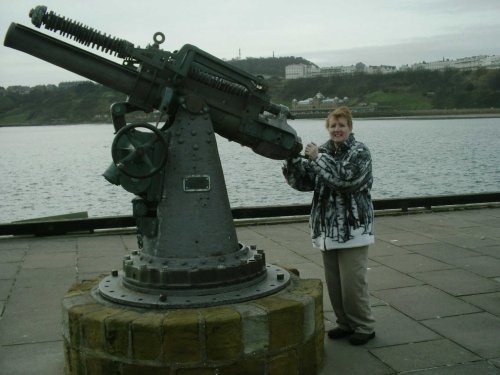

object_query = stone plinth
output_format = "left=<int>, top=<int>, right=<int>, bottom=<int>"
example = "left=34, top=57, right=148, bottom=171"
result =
left=62, top=274, right=324, bottom=375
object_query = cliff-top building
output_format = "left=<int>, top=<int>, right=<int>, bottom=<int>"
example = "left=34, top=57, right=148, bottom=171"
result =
left=291, top=92, right=349, bottom=110
left=287, top=54, right=500, bottom=79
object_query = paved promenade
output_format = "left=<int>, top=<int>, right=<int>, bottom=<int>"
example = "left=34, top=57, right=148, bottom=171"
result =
left=0, top=207, right=500, bottom=374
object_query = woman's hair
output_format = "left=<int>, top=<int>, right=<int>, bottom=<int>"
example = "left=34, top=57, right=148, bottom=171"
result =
left=325, top=106, right=353, bottom=129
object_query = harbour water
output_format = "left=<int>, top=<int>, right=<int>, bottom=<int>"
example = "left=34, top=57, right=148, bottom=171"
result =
left=1, top=117, right=499, bottom=223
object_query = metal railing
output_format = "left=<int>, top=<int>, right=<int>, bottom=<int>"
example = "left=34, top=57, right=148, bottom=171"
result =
left=1, top=192, right=499, bottom=237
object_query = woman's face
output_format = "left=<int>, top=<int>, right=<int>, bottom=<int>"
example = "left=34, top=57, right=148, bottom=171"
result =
left=327, top=116, right=351, bottom=145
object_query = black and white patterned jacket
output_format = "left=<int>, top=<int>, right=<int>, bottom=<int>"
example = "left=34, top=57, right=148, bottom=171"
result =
left=283, top=133, right=374, bottom=250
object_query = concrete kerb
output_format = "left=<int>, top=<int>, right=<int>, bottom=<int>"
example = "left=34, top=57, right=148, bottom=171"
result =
left=2, top=202, right=498, bottom=242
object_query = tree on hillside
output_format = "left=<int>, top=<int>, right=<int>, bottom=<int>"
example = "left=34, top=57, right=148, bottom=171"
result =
left=228, top=56, right=316, bottom=78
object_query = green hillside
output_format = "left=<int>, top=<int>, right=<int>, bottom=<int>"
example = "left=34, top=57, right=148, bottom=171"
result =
left=1, top=60, right=500, bottom=125
left=228, top=56, right=316, bottom=77
left=277, top=68, right=500, bottom=110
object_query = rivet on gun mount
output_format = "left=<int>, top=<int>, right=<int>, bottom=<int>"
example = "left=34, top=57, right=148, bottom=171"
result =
left=4, top=6, right=303, bottom=308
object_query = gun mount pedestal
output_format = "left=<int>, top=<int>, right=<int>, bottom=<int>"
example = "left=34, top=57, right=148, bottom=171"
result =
left=99, top=106, right=291, bottom=307
left=61, top=107, right=324, bottom=375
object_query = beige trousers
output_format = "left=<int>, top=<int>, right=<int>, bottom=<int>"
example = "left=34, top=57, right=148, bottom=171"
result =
left=322, top=245, right=375, bottom=334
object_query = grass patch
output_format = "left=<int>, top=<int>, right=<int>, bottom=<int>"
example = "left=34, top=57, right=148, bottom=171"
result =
left=363, top=90, right=433, bottom=110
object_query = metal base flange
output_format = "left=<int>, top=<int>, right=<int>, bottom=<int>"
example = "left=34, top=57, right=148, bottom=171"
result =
left=98, top=264, right=290, bottom=308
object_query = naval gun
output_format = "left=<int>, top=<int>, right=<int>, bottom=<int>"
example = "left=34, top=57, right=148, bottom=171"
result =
left=4, top=6, right=303, bottom=308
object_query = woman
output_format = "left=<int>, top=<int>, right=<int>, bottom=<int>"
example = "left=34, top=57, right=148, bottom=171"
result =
left=283, top=106, right=375, bottom=345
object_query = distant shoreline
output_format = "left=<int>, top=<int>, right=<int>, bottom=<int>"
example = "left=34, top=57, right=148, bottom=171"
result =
left=291, top=108, right=500, bottom=120
left=356, top=113, right=500, bottom=121
left=1, top=111, right=500, bottom=127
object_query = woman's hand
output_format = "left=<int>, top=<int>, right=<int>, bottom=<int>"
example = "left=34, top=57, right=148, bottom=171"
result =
left=305, top=143, right=318, bottom=160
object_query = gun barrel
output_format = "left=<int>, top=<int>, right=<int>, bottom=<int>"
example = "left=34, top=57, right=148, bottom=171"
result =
left=4, top=23, right=161, bottom=110
left=4, top=22, right=302, bottom=159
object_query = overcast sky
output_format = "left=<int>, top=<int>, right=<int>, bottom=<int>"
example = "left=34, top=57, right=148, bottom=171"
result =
left=1, top=0, right=499, bottom=86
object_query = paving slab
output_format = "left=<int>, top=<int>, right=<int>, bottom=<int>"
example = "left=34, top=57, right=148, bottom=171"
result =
left=370, top=339, right=480, bottom=372
left=0, top=340, right=64, bottom=375
left=402, top=242, right=481, bottom=262
left=411, top=269, right=500, bottom=296
left=463, top=214, right=500, bottom=228
left=77, top=255, right=122, bottom=273
left=293, top=261, right=326, bottom=282
left=383, top=214, right=478, bottom=239
left=447, top=255, right=500, bottom=277
left=492, top=358, right=500, bottom=369
left=13, top=266, right=76, bottom=289
left=251, top=223, right=309, bottom=242
left=286, top=221, right=310, bottom=234
left=422, top=312, right=500, bottom=359
left=367, top=265, right=424, bottom=291
left=369, top=240, right=412, bottom=257
left=0, top=303, right=63, bottom=345
left=372, top=285, right=480, bottom=320
left=0, top=262, right=20, bottom=280
left=0, top=279, right=13, bottom=300
left=323, top=292, right=387, bottom=324
left=77, top=271, right=108, bottom=282
left=77, top=243, right=129, bottom=258
left=1, top=282, right=72, bottom=345
left=265, top=246, right=311, bottom=266
left=120, top=233, right=141, bottom=250
left=372, top=253, right=454, bottom=274
left=0, top=238, right=30, bottom=251
left=405, top=360, right=500, bottom=374
left=236, top=226, right=266, bottom=240
left=377, top=231, right=439, bottom=246
left=76, top=234, right=127, bottom=251
left=7, top=280, right=70, bottom=310
left=459, top=225, right=500, bottom=239
left=0, top=249, right=26, bottom=263
left=0, top=277, right=68, bottom=345
left=369, top=221, right=402, bottom=235
left=426, top=210, right=495, bottom=227
left=363, top=305, right=441, bottom=348
left=253, top=226, right=318, bottom=255
left=26, top=237, right=77, bottom=253
left=370, top=295, right=388, bottom=307
left=301, top=252, right=324, bottom=266
left=320, top=338, right=393, bottom=375
left=461, top=292, right=500, bottom=315
left=238, top=234, right=292, bottom=253
left=438, top=234, right=499, bottom=249
left=22, top=251, right=76, bottom=269
left=475, top=245, right=500, bottom=259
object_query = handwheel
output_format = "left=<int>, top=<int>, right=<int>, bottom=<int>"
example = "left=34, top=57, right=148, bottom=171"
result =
left=111, top=123, right=167, bottom=178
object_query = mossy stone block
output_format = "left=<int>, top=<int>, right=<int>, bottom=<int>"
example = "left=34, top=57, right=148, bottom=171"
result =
left=162, top=309, right=202, bottom=364
left=202, top=306, right=242, bottom=361
left=254, top=297, right=304, bottom=351
left=81, top=306, right=119, bottom=351
left=105, top=310, right=141, bottom=357
left=131, top=312, right=165, bottom=361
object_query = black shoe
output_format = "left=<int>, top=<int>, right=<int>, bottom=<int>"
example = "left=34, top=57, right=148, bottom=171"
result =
left=327, top=327, right=354, bottom=340
left=349, top=331, right=375, bottom=345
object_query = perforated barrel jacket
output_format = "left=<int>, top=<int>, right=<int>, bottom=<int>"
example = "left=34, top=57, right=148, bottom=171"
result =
left=283, top=133, right=374, bottom=250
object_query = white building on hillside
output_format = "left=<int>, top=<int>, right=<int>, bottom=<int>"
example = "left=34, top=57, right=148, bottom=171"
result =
left=285, top=55, right=500, bottom=80
left=409, top=55, right=500, bottom=71
left=482, top=55, right=500, bottom=69
left=285, top=63, right=397, bottom=79
left=285, top=64, right=320, bottom=79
